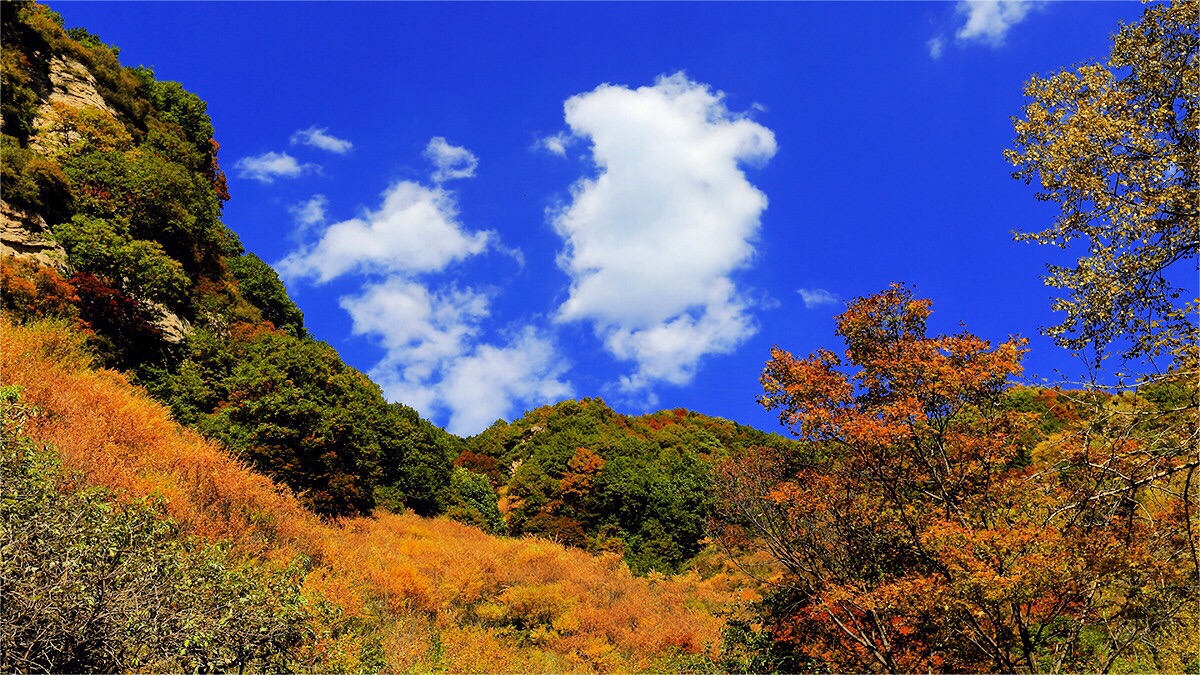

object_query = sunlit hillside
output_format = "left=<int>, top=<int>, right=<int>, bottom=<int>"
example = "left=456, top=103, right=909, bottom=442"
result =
left=0, top=318, right=740, bottom=672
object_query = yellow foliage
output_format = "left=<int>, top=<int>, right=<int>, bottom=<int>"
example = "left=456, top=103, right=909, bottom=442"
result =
left=0, top=317, right=735, bottom=671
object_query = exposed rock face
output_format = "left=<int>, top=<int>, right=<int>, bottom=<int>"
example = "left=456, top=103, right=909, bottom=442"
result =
left=28, top=56, right=120, bottom=154
left=44, top=55, right=116, bottom=115
left=143, top=299, right=191, bottom=345
left=0, top=201, right=70, bottom=272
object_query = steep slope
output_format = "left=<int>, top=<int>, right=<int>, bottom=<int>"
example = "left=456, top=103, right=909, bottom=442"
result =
left=0, top=3, right=455, bottom=519
left=1, top=318, right=737, bottom=671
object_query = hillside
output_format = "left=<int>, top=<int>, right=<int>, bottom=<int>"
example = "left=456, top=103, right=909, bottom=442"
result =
left=460, top=399, right=800, bottom=573
left=1, top=317, right=743, bottom=671
left=0, top=7, right=759, bottom=670
left=2, top=1, right=1196, bottom=673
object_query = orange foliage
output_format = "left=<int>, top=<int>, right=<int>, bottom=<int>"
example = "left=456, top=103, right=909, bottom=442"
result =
left=0, top=256, right=79, bottom=324
left=0, top=317, right=736, bottom=671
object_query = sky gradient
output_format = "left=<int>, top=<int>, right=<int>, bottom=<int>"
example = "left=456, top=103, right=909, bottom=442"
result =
left=49, top=1, right=1156, bottom=435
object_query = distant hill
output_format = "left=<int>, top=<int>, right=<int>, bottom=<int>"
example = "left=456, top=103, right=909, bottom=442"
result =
left=461, top=398, right=801, bottom=573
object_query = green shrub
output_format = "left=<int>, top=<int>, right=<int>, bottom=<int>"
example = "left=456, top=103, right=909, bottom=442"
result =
left=0, top=387, right=310, bottom=673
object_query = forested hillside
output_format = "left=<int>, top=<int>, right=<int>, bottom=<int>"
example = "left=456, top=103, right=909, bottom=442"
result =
left=1, top=3, right=458, bottom=520
left=1, top=1, right=1196, bottom=673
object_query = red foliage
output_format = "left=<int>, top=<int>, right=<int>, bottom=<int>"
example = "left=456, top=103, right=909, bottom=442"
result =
left=454, top=450, right=503, bottom=486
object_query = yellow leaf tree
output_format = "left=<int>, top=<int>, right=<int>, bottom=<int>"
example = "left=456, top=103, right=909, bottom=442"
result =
left=1006, top=0, right=1198, bottom=365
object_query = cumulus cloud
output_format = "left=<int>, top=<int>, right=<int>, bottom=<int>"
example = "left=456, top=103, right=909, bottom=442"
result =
left=341, top=280, right=489, bottom=408
left=439, top=327, right=573, bottom=435
left=797, top=288, right=839, bottom=309
left=425, top=137, right=478, bottom=183
left=291, top=126, right=353, bottom=154
left=234, top=151, right=316, bottom=183
left=341, top=280, right=571, bottom=435
left=277, top=181, right=491, bottom=283
left=955, top=0, right=1042, bottom=45
left=277, top=144, right=568, bottom=435
left=549, top=72, right=776, bottom=391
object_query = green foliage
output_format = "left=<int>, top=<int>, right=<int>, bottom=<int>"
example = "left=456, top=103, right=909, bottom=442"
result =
left=0, top=7, right=49, bottom=143
left=228, top=252, right=306, bottom=336
left=62, top=147, right=224, bottom=276
left=464, top=398, right=794, bottom=573
left=445, top=467, right=506, bottom=534
left=377, top=402, right=458, bottom=516
left=143, top=78, right=214, bottom=154
left=0, top=388, right=309, bottom=673
left=54, top=214, right=190, bottom=310
left=200, top=331, right=388, bottom=517
left=0, top=134, right=72, bottom=222
left=65, top=26, right=119, bottom=57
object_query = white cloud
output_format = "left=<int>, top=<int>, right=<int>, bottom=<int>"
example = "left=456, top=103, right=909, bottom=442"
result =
left=277, top=181, right=491, bottom=283
left=537, top=132, right=574, bottom=157
left=276, top=151, right=563, bottom=435
left=928, top=36, right=946, bottom=60
left=549, top=72, right=776, bottom=391
left=342, top=279, right=489, bottom=399
left=291, top=126, right=353, bottom=154
left=288, top=195, right=328, bottom=240
left=797, top=288, right=839, bottom=309
left=234, top=151, right=316, bottom=183
left=955, top=0, right=1042, bottom=46
left=928, top=1, right=1043, bottom=59
left=439, top=327, right=573, bottom=435
left=425, top=137, right=478, bottom=183
left=341, top=280, right=571, bottom=435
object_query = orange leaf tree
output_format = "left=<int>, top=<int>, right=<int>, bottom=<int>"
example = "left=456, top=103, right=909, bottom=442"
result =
left=716, top=284, right=1196, bottom=672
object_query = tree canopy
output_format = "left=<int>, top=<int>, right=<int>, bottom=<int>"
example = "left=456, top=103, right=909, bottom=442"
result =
left=1006, top=0, right=1198, bottom=365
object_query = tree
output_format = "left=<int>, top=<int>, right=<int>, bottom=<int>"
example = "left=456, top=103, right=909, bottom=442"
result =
left=1006, top=0, right=1198, bottom=364
left=227, top=252, right=306, bottom=337
left=201, top=331, right=388, bottom=517
left=717, top=285, right=1197, bottom=672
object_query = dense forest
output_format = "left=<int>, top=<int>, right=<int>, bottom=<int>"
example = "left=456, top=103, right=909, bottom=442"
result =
left=1, top=1, right=1196, bottom=672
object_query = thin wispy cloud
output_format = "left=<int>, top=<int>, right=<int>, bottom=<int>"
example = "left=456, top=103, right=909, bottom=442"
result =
left=797, top=288, right=839, bottom=309
left=234, top=151, right=316, bottom=183
left=928, top=36, right=947, bottom=60
left=930, top=0, right=1045, bottom=58
left=550, top=72, right=776, bottom=393
left=537, top=132, right=574, bottom=157
left=287, top=195, right=329, bottom=242
left=425, top=137, right=478, bottom=183
left=291, top=126, right=353, bottom=154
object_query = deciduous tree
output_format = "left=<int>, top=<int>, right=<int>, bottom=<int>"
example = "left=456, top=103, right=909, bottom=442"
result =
left=718, top=285, right=1198, bottom=672
left=1006, top=0, right=1198, bottom=364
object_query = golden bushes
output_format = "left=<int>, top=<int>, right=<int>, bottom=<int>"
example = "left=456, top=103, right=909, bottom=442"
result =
left=0, top=317, right=735, bottom=671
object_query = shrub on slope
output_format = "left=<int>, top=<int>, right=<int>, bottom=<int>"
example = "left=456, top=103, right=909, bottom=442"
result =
left=0, top=317, right=735, bottom=672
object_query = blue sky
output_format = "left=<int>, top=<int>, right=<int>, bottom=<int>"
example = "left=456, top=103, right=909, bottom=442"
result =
left=51, top=1, right=1155, bottom=436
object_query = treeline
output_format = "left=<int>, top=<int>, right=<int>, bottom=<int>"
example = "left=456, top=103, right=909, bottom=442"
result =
left=458, top=398, right=797, bottom=573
